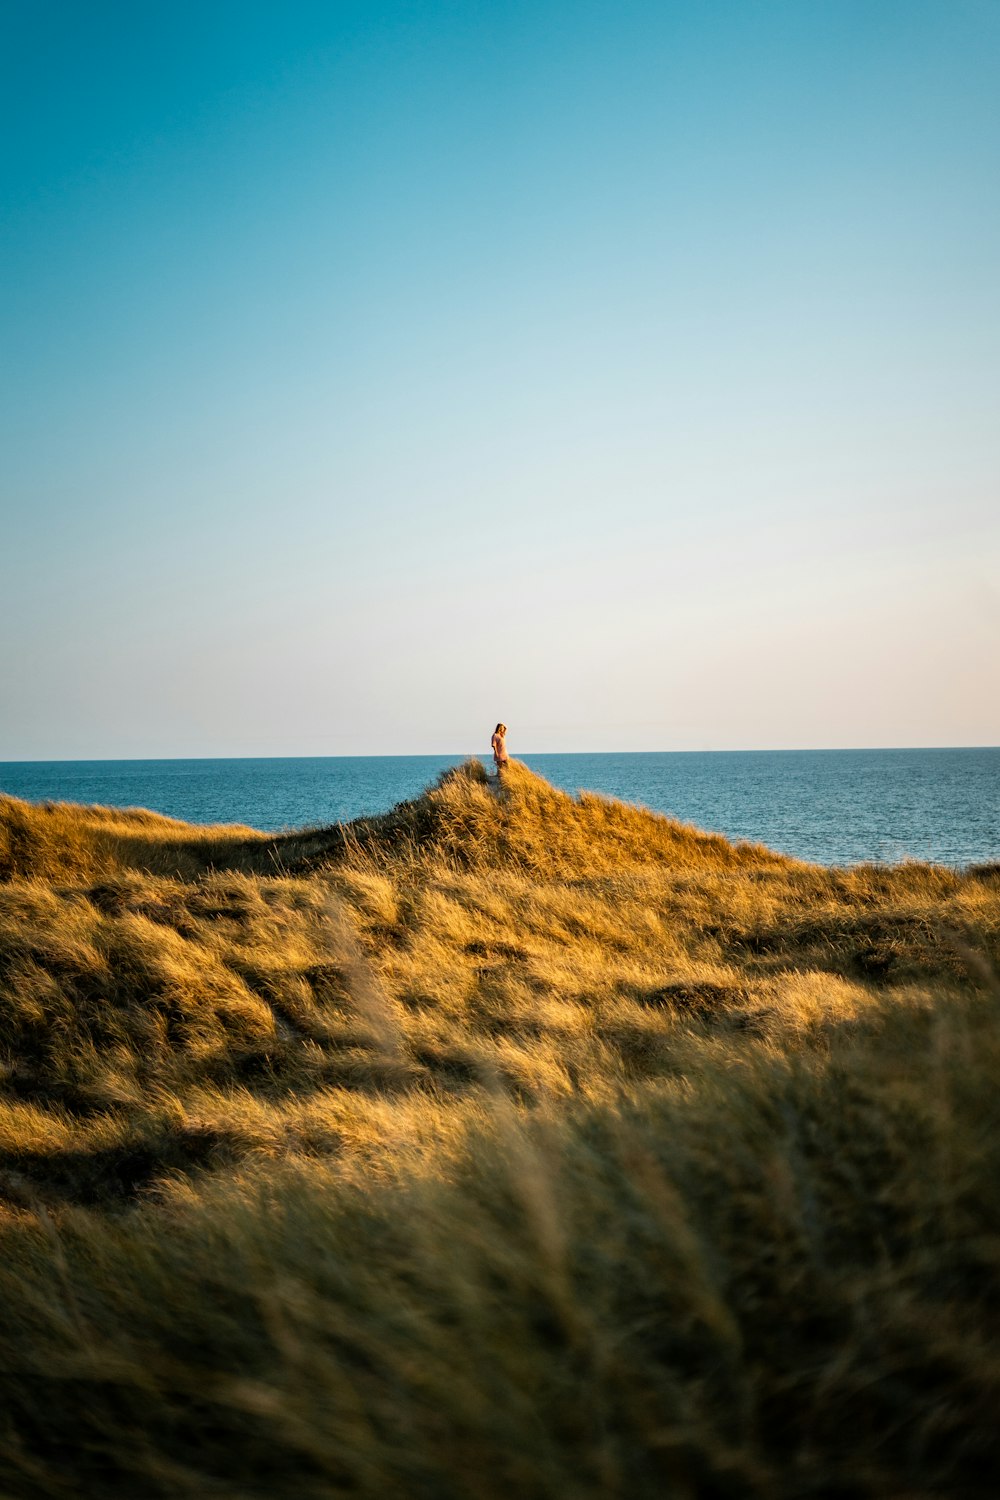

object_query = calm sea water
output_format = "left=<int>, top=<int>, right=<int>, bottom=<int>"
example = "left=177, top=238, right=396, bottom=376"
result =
left=1, top=749, right=997, bottom=868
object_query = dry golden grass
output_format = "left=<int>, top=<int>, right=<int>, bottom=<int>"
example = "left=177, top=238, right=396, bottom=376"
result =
left=0, top=760, right=998, bottom=1496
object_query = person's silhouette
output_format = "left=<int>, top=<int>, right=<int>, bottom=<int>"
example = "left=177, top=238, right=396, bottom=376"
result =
left=491, top=722, right=508, bottom=777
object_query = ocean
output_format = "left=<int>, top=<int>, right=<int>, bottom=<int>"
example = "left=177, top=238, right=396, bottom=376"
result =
left=1, top=748, right=997, bottom=868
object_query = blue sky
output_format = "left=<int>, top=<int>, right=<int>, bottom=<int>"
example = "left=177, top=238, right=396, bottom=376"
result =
left=2, top=0, right=998, bottom=756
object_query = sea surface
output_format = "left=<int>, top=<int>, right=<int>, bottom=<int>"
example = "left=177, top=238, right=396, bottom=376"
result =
left=1, top=749, right=997, bottom=869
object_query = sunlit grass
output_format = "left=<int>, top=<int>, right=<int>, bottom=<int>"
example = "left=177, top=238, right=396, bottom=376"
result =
left=0, top=761, right=998, bottom=1495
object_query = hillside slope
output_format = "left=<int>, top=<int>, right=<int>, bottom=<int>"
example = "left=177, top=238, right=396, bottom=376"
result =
left=0, top=759, right=784, bottom=882
left=0, top=762, right=998, bottom=1497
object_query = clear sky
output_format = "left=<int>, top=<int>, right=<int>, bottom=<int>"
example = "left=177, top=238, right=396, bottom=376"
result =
left=2, top=0, right=998, bottom=758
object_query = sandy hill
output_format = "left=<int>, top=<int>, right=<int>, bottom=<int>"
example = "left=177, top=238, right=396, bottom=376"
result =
left=0, top=762, right=998, bottom=1498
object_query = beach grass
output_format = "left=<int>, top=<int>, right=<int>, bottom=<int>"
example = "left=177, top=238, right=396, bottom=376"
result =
left=1, top=760, right=998, bottom=1496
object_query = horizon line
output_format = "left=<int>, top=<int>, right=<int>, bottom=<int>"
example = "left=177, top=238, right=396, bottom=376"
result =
left=2, top=744, right=998, bottom=765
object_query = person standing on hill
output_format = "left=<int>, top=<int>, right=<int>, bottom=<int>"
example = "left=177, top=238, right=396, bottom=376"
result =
left=491, top=723, right=509, bottom=777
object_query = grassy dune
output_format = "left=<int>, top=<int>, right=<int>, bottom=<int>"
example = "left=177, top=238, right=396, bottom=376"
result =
left=1, top=761, right=998, bottom=1497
